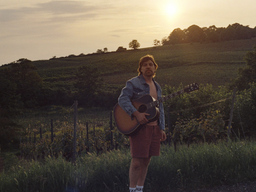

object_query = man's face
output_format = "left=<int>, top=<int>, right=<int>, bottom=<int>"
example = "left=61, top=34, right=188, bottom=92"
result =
left=140, top=60, right=156, bottom=77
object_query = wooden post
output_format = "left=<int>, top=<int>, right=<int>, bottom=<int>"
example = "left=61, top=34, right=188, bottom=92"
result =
left=86, top=122, right=89, bottom=152
left=72, top=100, right=78, bottom=164
left=29, top=135, right=31, bottom=143
left=93, top=124, right=96, bottom=148
left=169, top=106, right=177, bottom=152
left=40, top=127, right=42, bottom=139
left=110, top=111, right=113, bottom=149
left=34, top=132, right=36, bottom=143
left=167, top=107, right=171, bottom=146
left=227, top=89, right=236, bottom=141
left=20, top=137, right=23, bottom=157
left=51, top=119, right=54, bottom=143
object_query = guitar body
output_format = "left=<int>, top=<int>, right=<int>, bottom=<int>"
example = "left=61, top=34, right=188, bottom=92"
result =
left=114, top=95, right=159, bottom=136
left=114, top=83, right=199, bottom=136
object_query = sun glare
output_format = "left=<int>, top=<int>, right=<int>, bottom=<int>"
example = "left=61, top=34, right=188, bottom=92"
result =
left=164, top=3, right=178, bottom=18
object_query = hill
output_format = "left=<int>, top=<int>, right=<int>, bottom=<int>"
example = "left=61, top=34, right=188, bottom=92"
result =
left=33, top=38, right=256, bottom=90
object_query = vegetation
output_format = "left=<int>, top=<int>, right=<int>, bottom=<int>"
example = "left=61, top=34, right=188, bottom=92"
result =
left=1, top=22, right=256, bottom=191
left=74, top=66, right=103, bottom=107
left=129, top=39, right=140, bottom=50
left=1, top=37, right=256, bottom=150
left=233, top=47, right=256, bottom=90
left=11, top=83, right=256, bottom=161
left=163, top=23, right=256, bottom=45
left=1, top=142, right=256, bottom=192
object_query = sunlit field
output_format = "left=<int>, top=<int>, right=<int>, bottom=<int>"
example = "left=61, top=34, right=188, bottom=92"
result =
left=34, top=38, right=256, bottom=89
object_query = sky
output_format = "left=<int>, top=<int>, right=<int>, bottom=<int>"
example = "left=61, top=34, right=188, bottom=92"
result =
left=1, top=0, right=256, bottom=65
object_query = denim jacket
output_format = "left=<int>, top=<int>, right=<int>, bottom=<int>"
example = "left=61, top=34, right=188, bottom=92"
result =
left=118, top=75, right=165, bottom=130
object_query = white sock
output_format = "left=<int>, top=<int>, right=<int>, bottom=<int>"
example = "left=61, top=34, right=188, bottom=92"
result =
left=136, top=185, right=143, bottom=192
left=129, top=187, right=136, bottom=192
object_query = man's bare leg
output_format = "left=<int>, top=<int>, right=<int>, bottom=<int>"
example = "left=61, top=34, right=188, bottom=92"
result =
left=137, top=158, right=151, bottom=186
left=129, top=157, right=151, bottom=188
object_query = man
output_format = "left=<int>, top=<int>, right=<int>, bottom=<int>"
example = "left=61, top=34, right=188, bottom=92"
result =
left=118, top=55, right=166, bottom=192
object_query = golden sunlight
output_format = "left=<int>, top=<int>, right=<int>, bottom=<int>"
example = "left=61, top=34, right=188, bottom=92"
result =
left=164, top=2, right=178, bottom=18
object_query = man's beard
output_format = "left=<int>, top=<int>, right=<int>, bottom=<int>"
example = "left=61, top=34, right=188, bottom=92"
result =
left=145, top=70, right=154, bottom=76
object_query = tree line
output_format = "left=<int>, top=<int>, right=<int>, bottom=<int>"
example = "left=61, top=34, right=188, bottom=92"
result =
left=55, top=23, right=256, bottom=57
left=94, top=23, right=256, bottom=54
left=163, top=23, right=256, bottom=45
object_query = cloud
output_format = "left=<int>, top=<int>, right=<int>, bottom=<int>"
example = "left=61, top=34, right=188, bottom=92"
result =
left=0, top=1, right=111, bottom=40
left=0, top=1, right=105, bottom=23
left=38, top=1, right=94, bottom=15
left=0, top=7, right=30, bottom=22
left=110, top=34, right=122, bottom=38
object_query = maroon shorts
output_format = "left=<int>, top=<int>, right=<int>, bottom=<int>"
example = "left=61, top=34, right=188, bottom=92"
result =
left=129, top=125, right=162, bottom=158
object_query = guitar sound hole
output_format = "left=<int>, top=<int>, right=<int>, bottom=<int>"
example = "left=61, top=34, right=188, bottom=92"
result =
left=138, top=104, right=147, bottom=113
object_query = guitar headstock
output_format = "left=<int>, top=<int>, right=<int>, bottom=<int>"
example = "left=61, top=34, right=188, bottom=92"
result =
left=184, top=83, right=199, bottom=93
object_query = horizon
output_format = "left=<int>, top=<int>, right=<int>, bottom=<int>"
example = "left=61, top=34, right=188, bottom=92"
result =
left=1, top=0, right=256, bottom=65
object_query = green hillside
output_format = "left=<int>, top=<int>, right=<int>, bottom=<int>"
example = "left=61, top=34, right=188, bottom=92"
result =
left=33, top=38, right=256, bottom=89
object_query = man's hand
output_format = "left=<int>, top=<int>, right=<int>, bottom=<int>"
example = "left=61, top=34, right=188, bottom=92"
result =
left=132, top=111, right=150, bottom=125
left=160, top=130, right=166, bottom=141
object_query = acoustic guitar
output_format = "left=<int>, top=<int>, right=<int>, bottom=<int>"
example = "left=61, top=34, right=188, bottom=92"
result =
left=113, top=83, right=199, bottom=136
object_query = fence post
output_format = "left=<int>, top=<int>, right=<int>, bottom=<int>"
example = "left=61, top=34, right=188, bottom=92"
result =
left=227, top=89, right=236, bottom=141
left=34, top=132, right=36, bottom=143
left=167, top=107, right=171, bottom=146
left=169, top=106, right=177, bottom=152
left=72, top=100, right=78, bottom=164
left=51, top=119, right=54, bottom=143
left=110, top=111, right=113, bottom=149
left=40, top=127, right=42, bottom=139
left=86, top=122, right=89, bottom=152
left=93, top=124, right=96, bottom=150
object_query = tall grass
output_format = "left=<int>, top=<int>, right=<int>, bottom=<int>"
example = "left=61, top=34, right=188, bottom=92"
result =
left=148, top=141, right=256, bottom=191
left=1, top=141, right=256, bottom=192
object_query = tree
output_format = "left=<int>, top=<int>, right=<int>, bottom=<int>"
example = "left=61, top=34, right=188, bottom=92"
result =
left=165, top=23, right=256, bottom=46
left=74, top=66, right=102, bottom=107
left=203, top=25, right=220, bottom=42
left=153, top=39, right=161, bottom=46
left=96, top=49, right=103, bottom=54
left=5, top=59, right=42, bottom=108
left=253, top=27, right=256, bottom=37
left=185, top=25, right=206, bottom=43
left=129, top=40, right=140, bottom=50
left=220, top=24, right=236, bottom=41
left=0, top=74, right=21, bottom=110
left=0, top=70, right=23, bottom=150
left=103, top=47, right=108, bottom=53
left=230, top=23, right=252, bottom=40
left=168, top=28, right=186, bottom=44
left=233, top=47, right=256, bottom=90
left=116, top=46, right=127, bottom=52
left=161, top=37, right=169, bottom=45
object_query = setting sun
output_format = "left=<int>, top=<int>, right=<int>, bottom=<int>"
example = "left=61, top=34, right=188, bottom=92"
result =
left=164, top=3, right=178, bottom=17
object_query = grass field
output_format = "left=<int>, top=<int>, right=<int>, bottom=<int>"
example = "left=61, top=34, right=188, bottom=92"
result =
left=1, top=141, right=256, bottom=192
left=33, top=38, right=256, bottom=89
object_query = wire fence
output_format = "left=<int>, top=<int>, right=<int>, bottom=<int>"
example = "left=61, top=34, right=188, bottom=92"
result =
left=19, top=90, right=236, bottom=162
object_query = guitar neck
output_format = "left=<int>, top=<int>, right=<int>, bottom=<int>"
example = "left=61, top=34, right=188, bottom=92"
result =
left=160, top=89, right=185, bottom=102
left=149, top=89, right=184, bottom=108
left=146, top=83, right=199, bottom=109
